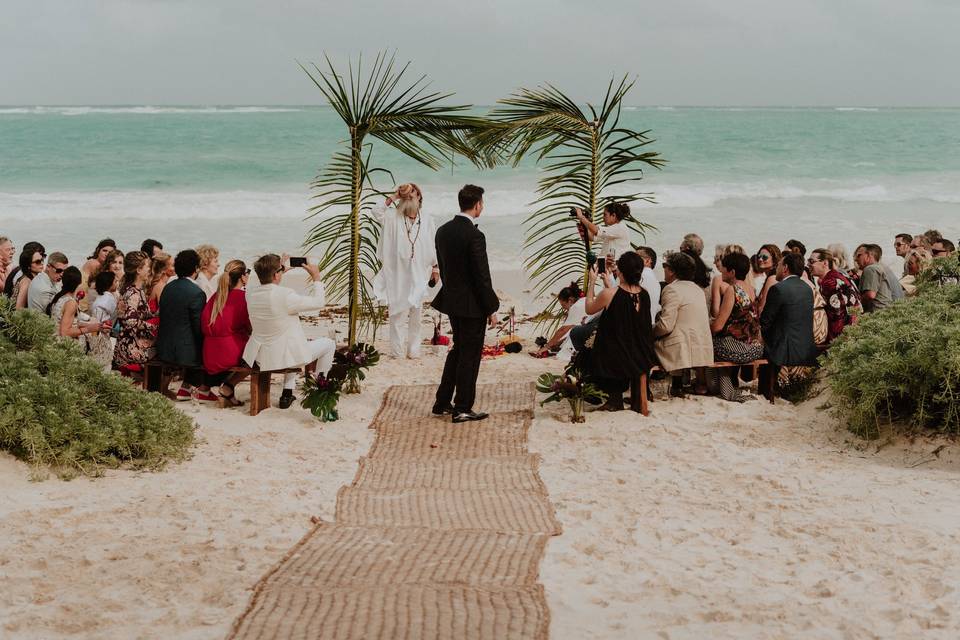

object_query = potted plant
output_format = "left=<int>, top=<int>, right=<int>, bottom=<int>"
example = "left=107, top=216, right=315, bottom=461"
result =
left=536, top=365, right=607, bottom=423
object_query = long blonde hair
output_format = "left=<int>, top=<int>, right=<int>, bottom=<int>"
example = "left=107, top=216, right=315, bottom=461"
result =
left=209, top=260, right=247, bottom=327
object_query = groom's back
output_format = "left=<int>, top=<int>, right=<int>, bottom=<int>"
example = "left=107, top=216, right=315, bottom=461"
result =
left=432, top=216, right=486, bottom=318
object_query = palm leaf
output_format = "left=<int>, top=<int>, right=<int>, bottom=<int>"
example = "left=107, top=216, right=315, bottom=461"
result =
left=299, top=51, right=494, bottom=346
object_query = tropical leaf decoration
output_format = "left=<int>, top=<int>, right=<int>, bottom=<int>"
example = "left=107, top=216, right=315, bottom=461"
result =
left=300, top=51, right=494, bottom=346
left=475, top=77, right=665, bottom=303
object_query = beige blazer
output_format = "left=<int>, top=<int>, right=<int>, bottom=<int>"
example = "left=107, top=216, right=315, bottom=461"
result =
left=242, top=282, right=325, bottom=371
left=654, top=280, right=714, bottom=372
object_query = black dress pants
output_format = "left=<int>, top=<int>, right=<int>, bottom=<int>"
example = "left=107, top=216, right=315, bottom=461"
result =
left=435, top=315, right=486, bottom=413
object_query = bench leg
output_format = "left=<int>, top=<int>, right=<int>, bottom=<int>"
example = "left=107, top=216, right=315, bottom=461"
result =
left=630, top=373, right=650, bottom=416
left=144, top=363, right=163, bottom=393
left=249, top=371, right=271, bottom=417
left=758, top=364, right=777, bottom=404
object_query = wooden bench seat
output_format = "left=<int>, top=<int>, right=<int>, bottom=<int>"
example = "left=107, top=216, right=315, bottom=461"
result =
left=629, top=360, right=776, bottom=416
left=142, top=362, right=305, bottom=417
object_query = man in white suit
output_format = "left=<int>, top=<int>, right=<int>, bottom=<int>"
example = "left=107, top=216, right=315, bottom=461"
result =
left=243, top=254, right=335, bottom=409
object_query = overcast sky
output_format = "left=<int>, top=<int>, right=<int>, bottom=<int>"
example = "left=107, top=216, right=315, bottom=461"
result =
left=2, top=0, right=958, bottom=106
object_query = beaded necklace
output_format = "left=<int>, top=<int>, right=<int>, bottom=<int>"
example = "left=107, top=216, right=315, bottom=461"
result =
left=403, top=213, right=421, bottom=261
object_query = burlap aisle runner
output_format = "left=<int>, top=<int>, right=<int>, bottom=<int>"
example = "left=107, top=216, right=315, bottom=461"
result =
left=230, top=382, right=561, bottom=640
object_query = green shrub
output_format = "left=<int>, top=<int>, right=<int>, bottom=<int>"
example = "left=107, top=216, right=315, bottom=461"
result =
left=0, top=297, right=195, bottom=479
left=822, top=283, right=960, bottom=439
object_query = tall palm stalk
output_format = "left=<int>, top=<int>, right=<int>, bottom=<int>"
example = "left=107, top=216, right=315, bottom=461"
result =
left=475, top=77, right=665, bottom=300
left=300, top=52, right=491, bottom=346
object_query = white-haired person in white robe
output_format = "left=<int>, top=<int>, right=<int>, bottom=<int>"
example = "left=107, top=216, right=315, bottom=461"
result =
left=243, top=254, right=335, bottom=409
left=372, top=183, right=439, bottom=359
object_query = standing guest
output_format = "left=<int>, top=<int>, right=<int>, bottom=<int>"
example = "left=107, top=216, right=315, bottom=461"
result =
left=28, top=252, right=68, bottom=313
left=79, top=238, right=116, bottom=312
left=47, top=266, right=101, bottom=341
left=0, top=236, right=14, bottom=288
left=148, top=252, right=174, bottom=306
left=113, top=251, right=158, bottom=373
left=530, top=282, right=591, bottom=359
left=635, top=246, right=661, bottom=325
left=574, top=202, right=635, bottom=263
left=372, top=183, right=439, bottom=359
left=431, top=184, right=500, bottom=423
left=10, top=244, right=45, bottom=308
left=808, top=249, right=861, bottom=342
left=201, top=260, right=253, bottom=407
left=708, top=252, right=763, bottom=402
left=140, top=239, right=164, bottom=258
left=579, top=252, right=657, bottom=411
left=156, top=250, right=215, bottom=401
left=654, top=252, right=714, bottom=398
left=932, top=238, right=956, bottom=258
left=195, top=245, right=220, bottom=300
left=855, top=244, right=904, bottom=312
left=900, top=247, right=933, bottom=296
left=87, top=271, right=119, bottom=370
left=760, top=253, right=820, bottom=373
left=755, top=244, right=783, bottom=315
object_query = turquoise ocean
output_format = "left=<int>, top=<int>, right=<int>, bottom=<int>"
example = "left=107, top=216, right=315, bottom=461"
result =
left=1, top=105, right=958, bottom=282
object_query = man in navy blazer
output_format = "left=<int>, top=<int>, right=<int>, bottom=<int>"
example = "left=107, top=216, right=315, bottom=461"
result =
left=431, top=184, right=499, bottom=423
left=760, top=252, right=820, bottom=368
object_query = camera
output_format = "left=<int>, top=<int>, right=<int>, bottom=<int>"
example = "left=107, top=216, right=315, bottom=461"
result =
left=569, top=207, right=589, bottom=219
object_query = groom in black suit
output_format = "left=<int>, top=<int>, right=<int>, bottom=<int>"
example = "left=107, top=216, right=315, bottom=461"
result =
left=431, top=184, right=500, bottom=423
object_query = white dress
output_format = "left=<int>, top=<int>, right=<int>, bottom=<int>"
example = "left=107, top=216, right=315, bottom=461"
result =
left=371, top=204, right=437, bottom=315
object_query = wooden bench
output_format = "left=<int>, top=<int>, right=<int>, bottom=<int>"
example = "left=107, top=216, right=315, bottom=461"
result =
left=630, top=360, right=776, bottom=416
left=142, top=362, right=305, bottom=417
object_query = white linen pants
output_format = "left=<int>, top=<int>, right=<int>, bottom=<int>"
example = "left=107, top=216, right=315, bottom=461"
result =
left=283, top=338, right=336, bottom=390
left=389, top=305, right=423, bottom=358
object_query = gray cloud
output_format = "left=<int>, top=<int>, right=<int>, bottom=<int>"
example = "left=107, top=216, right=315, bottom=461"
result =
left=1, top=0, right=958, bottom=105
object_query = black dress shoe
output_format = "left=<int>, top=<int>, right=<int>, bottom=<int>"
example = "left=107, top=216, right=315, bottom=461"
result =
left=432, top=404, right=455, bottom=416
left=452, top=411, right=489, bottom=423
left=279, top=391, right=295, bottom=409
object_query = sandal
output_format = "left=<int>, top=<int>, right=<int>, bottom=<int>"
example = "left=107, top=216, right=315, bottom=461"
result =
left=218, top=382, right=244, bottom=408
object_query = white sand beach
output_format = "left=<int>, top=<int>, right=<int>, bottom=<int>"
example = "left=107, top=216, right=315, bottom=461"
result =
left=2, top=335, right=959, bottom=639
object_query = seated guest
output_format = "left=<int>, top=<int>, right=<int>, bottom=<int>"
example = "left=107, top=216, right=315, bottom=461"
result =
left=932, top=238, right=956, bottom=258
left=654, top=252, right=714, bottom=398
left=46, top=266, right=102, bottom=341
left=635, top=246, right=661, bottom=324
left=195, top=244, right=220, bottom=300
left=0, top=236, right=14, bottom=288
left=28, top=252, right=68, bottom=313
left=748, top=252, right=767, bottom=297
left=88, top=248, right=126, bottom=308
left=577, top=252, right=657, bottom=411
left=79, top=238, right=116, bottom=312
left=113, top=251, right=158, bottom=373
left=808, top=249, right=861, bottom=342
left=201, top=260, right=253, bottom=407
left=894, top=233, right=913, bottom=275
left=900, top=247, right=932, bottom=296
left=148, top=252, right=174, bottom=306
left=708, top=252, right=763, bottom=402
left=854, top=244, right=904, bottom=312
left=710, top=244, right=748, bottom=318
left=784, top=239, right=806, bottom=259
left=155, top=250, right=216, bottom=402
left=243, top=254, right=335, bottom=410
left=140, top=238, right=164, bottom=258
left=530, top=281, right=590, bottom=359
left=88, top=270, right=120, bottom=371
left=9, top=243, right=45, bottom=308
left=760, top=253, right=820, bottom=371
left=755, top=244, right=782, bottom=314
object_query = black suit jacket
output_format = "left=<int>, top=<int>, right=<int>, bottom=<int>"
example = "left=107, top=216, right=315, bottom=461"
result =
left=760, top=276, right=820, bottom=367
left=155, top=277, right=206, bottom=367
left=431, top=215, right=499, bottom=318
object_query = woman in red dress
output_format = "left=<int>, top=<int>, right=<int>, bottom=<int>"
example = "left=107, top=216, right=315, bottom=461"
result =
left=201, top=260, right=252, bottom=407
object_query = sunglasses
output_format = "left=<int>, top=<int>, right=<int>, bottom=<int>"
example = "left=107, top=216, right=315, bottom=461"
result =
left=32, top=258, right=44, bottom=265
left=53, top=267, right=65, bottom=274
left=758, top=253, right=772, bottom=260
left=932, top=248, right=947, bottom=255
left=244, top=268, right=251, bottom=275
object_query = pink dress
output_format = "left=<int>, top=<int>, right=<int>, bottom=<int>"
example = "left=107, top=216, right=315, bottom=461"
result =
left=201, top=289, right=252, bottom=374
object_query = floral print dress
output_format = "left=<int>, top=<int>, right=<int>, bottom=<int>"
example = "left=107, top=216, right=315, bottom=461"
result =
left=112, top=284, right=157, bottom=369
left=818, top=269, right=862, bottom=343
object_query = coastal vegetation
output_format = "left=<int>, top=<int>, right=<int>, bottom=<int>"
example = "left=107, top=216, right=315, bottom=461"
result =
left=823, top=258, right=960, bottom=439
left=0, top=297, right=195, bottom=479
left=300, top=52, right=493, bottom=346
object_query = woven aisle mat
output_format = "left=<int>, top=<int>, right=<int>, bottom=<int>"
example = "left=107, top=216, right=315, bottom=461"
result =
left=367, top=412, right=532, bottom=459
left=256, top=523, right=548, bottom=589
left=352, top=456, right=547, bottom=493
left=231, top=383, right=557, bottom=640
left=231, top=585, right=548, bottom=640
left=371, top=383, right=536, bottom=424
